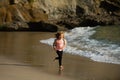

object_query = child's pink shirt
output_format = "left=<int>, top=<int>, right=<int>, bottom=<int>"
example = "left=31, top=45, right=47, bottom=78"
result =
left=55, top=39, right=64, bottom=51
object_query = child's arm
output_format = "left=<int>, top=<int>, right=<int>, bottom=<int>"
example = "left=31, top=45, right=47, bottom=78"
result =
left=63, top=39, right=67, bottom=50
left=53, top=39, right=56, bottom=50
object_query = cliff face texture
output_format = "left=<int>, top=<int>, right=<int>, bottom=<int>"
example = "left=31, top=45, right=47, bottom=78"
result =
left=76, top=0, right=120, bottom=26
left=0, top=0, right=120, bottom=31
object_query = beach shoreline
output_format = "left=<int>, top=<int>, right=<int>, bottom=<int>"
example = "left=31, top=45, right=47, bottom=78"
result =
left=0, top=32, right=120, bottom=80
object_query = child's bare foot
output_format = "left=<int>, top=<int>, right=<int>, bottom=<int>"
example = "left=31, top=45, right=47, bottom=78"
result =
left=59, top=66, right=64, bottom=71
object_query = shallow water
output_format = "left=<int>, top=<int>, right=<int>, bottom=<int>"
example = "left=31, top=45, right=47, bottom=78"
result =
left=40, top=26, right=120, bottom=64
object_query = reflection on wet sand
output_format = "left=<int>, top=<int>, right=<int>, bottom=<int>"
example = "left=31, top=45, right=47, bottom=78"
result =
left=0, top=32, right=120, bottom=80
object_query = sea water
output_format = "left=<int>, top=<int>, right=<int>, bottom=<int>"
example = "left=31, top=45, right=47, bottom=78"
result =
left=40, top=27, right=120, bottom=64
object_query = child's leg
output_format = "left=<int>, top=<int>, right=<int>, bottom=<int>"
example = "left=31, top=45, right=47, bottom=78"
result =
left=55, top=57, right=59, bottom=60
left=56, top=50, right=64, bottom=70
left=54, top=51, right=60, bottom=60
left=59, top=51, right=64, bottom=70
left=58, top=51, right=63, bottom=66
left=56, top=50, right=63, bottom=70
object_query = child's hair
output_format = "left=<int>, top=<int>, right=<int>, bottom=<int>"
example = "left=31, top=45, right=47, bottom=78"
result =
left=55, top=31, right=64, bottom=39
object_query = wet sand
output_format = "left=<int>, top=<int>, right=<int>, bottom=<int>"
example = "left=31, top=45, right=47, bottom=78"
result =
left=0, top=56, right=73, bottom=80
left=0, top=32, right=120, bottom=80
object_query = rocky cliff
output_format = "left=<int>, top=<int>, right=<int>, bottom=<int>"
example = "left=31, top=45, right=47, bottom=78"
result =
left=0, top=0, right=120, bottom=31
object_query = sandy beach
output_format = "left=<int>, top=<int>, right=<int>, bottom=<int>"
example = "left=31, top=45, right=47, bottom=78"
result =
left=0, top=32, right=120, bottom=80
left=0, top=56, right=73, bottom=80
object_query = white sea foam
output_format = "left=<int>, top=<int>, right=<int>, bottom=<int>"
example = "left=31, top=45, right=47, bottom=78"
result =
left=40, top=27, right=120, bottom=64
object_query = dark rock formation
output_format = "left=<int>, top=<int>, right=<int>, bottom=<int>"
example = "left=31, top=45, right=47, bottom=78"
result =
left=0, top=0, right=120, bottom=31
left=27, top=21, right=58, bottom=32
left=75, top=0, right=120, bottom=26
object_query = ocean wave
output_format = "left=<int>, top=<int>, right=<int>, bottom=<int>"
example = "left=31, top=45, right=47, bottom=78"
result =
left=40, top=27, right=120, bottom=64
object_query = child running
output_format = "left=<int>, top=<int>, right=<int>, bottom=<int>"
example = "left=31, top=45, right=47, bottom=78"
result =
left=53, top=31, right=67, bottom=70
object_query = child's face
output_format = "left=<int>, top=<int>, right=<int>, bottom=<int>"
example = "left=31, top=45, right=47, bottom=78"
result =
left=59, top=34, right=64, bottom=39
